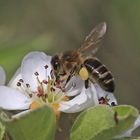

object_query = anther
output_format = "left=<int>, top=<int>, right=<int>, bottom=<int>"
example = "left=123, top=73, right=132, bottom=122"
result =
left=34, top=72, right=39, bottom=76
left=43, top=80, right=48, bottom=84
left=111, top=102, right=116, bottom=106
left=98, top=97, right=106, bottom=104
left=17, top=82, right=21, bottom=87
left=26, top=84, right=30, bottom=88
left=51, top=87, right=55, bottom=92
left=44, top=65, right=48, bottom=69
left=29, top=94, right=32, bottom=98
left=19, top=79, right=24, bottom=83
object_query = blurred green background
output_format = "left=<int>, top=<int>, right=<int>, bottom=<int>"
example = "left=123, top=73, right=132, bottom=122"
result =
left=0, top=0, right=140, bottom=137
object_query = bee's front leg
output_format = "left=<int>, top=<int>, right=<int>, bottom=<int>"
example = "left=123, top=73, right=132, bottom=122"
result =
left=64, top=67, right=76, bottom=88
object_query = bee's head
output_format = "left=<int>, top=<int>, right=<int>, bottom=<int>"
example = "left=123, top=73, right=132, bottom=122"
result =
left=51, top=51, right=80, bottom=82
left=51, top=55, right=61, bottom=71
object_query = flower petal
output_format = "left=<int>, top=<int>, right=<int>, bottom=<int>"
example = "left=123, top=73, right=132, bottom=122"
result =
left=8, top=67, right=22, bottom=88
left=21, top=51, right=52, bottom=91
left=59, top=87, right=87, bottom=113
left=66, top=76, right=84, bottom=96
left=94, top=84, right=117, bottom=105
left=12, top=110, right=30, bottom=118
left=0, top=86, right=31, bottom=110
left=115, top=115, right=140, bottom=138
left=0, top=66, right=6, bottom=85
left=59, top=83, right=98, bottom=113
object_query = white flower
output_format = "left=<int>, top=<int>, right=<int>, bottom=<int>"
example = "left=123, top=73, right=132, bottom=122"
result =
left=0, top=52, right=94, bottom=117
left=0, top=51, right=116, bottom=118
left=0, top=51, right=139, bottom=137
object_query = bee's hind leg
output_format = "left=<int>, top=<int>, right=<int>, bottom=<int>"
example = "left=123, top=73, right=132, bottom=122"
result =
left=85, top=79, right=89, bottom=89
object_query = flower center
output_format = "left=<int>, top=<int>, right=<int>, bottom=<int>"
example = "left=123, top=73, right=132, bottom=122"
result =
left=16, top=66, right=68, bottom=114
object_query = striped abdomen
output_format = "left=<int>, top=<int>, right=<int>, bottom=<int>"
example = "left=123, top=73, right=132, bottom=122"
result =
left=84, top=58, right=115, bottom=92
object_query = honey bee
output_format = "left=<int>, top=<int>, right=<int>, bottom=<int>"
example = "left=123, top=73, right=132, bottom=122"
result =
left=51, top=22, right=115, bottom=92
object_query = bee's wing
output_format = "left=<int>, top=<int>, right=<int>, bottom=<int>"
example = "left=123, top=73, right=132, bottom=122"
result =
left=78, top=22, right=107, bottom=53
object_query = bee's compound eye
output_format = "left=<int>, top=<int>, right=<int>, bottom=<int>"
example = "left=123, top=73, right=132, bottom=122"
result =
left=51, top=55, right=60, bottom=70
left=54, top=62, right=60, bottom=70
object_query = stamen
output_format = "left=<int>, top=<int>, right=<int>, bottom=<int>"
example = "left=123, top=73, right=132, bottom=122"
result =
left=43, top=80, right=48, bottom=84
left=26, top=84, right=30, bottom=88
left=19, top=79, right=24, bottom=83
left=51, top=87, right=55, bottom=92
left=15, top=70, right=68, bottom=117
left=29, top=94, right=32, bottom=98
left=37, top=86, right=45, bottom=97
left=17, top=82, right=21, bottom=87
left=44, top=65, right=48, bottom=69
left=34, top=72, right=39, bottom=76
left=36, top=75, right=42, bottom=85
left=111, top=102, right=116, bottom=106
left=17, top=81, right=33, bottom=97
left=98, top=97, right=107, bottom=104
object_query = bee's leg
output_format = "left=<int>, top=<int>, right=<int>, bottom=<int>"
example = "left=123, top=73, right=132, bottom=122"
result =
left=56, top=75, right=60, bottom=82
left=85, top=79, right=89, bottom=89
left=65, top=74, right=72, bottom=86
left=64, top=66, right=77, bottom=88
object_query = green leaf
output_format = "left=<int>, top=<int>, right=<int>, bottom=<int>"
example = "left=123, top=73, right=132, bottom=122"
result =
left=1, top=106, right=56, bottom=140
left=70, top=105, right=139, bottom=140
left=0, top=121, right=5, bottom=140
